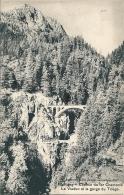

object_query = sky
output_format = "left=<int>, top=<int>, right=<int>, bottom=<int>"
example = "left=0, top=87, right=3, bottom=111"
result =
left=1, top=0, right=124, bottom=56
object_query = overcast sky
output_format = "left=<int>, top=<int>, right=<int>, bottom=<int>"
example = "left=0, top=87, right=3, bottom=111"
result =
left=1, top=0, right=124, bottom=56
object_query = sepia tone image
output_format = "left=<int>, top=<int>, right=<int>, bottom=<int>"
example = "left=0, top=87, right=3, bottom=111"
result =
left=0, top=0, right=124, bottom=194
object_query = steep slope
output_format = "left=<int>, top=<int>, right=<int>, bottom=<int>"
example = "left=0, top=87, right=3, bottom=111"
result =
left=50, top=44, right=124, bottom=185
left=1, top=4, right=106, bottom=104
left=0, top=4, right=67, bottom=58
left=1, top=4, right=66, bottom=36
left=0, top=4, right=124, bottom=194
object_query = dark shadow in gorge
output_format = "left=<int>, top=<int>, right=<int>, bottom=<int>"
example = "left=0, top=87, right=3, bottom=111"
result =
left=68, top=111, right=75, bottom=135
left=28, top=113, right=35, bottom=126
left=67, top=110, right=82, bottom=135
left=59, top=110, right=82, bottom=140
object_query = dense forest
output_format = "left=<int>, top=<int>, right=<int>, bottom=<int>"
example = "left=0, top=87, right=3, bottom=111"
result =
left=0, top=4, right=124, bottom=195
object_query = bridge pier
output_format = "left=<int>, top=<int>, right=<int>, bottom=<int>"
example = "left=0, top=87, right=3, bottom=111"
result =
left=35, top=100, right=38, bottom=116
left=50, top=107, right=56, bottom=119
left=57, top=107, right=60, bottom=113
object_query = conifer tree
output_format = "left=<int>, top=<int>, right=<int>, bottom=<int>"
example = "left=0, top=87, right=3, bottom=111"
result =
left=40, top=65, right=52, bottom=97
left=23, top=50, right=35, bottom=92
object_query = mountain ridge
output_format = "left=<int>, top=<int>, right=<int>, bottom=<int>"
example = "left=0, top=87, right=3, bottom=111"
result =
left=1, top=4, right=67, bottom=38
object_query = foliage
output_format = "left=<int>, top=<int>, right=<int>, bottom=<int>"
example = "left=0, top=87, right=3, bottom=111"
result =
left=6, top=141, right=29, bottom=195
left=1, top=4, right=124, bottom=193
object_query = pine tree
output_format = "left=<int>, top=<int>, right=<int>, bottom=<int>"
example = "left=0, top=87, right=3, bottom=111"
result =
left=23, top=50, right=35, bottom=92
left=40, top=65, right=52, bottom=97
left=51, top=78, right=57, bottom=95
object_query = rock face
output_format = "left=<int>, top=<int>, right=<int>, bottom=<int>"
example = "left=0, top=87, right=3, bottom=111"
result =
left=1, top=4, right=66, bottom=39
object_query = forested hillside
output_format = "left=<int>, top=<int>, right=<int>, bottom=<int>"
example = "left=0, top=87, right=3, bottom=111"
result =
left=0, top=4, right=124, bottom=195
left=1, top=4, right=109, bottom=104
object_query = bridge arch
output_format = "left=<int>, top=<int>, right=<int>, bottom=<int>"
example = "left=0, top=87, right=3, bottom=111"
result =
left=55, top=105, right=87, bottom=118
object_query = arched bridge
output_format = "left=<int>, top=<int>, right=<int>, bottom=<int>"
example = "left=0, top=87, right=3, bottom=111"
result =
left=49, top=105, right=87, bottom=118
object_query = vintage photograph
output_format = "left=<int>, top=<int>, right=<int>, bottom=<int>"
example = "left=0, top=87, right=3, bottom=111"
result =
left=0, top=0, right=124, bottom=194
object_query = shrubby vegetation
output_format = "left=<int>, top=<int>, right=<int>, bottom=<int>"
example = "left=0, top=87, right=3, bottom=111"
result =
left=52, top=48, right=124, bottom=183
